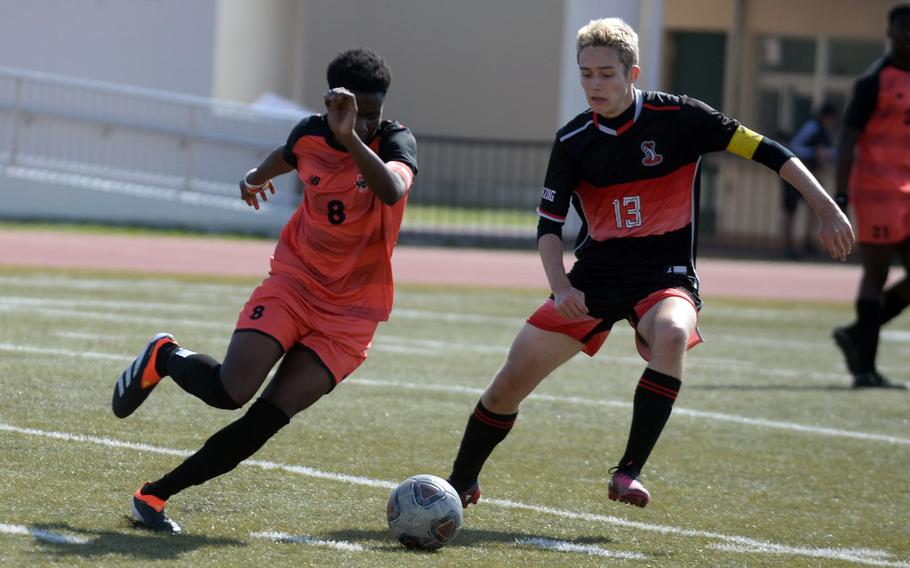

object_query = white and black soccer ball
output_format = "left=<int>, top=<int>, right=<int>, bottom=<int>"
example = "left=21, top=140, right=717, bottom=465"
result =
left=386, top=474, right=463, bottom=550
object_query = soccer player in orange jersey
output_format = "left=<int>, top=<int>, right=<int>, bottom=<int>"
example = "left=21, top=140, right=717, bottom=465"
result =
left=111, top=48, right=418, bottom=533
left=833, top=4, right=910, bottom=389
left=444, top=18, right=853, bottom=510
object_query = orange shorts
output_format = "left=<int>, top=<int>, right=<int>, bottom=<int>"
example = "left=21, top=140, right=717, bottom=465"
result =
left=853, top=192, right=910, bottom=244
left=526, top=288, right=702, bottom=361
left=235, top=273, right=378, bottom=383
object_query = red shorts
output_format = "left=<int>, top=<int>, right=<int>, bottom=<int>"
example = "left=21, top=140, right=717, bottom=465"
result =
left=235, top=273, right=378, bottom=383
left=853, top=192, right=910, bottom=244
left=526, top=288, right=702, bottom=361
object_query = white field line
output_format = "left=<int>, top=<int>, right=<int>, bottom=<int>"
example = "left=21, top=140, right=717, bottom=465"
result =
left=0, top=296, right=211, bottom=313
left=0, top=340, right=905, bottom=446
left=0, top=522, right=89, bottom=545
left=709, top=543, right=910, bottom=567
left=53, top=331, right=129, bottom=341
left=373, top=335, right=858, bottom=382
left=0, top=299, right=887, bottom=382
left=0, top=275, right=251, bottom=297
left=8, top=293, right=910, bottom=360
left=350, top=378, right=910, bottom=446
left=0, top=300, right=863, bottom=383
left=0, top=422, right=906, bottom=568
left=0, top=293, right=856, bottom=349
left=250, top=531, right=365, bottom=552
left=516, top=537, right=646, bottom=560
left=0, top=304, right=232, bottom=331
left=0, top=276, right=837, bottom=323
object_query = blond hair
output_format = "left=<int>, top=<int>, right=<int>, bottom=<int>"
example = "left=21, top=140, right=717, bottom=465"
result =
left=576, top=18, right=639, bottom=73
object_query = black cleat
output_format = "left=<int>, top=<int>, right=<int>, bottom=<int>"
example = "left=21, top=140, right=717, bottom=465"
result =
left=131, top=484, right=181, bottom=534
left=832, top=327, right=862, bottom=376
left=852, top=371, right=908, bottom=390
left=112, top=333, right=176, bottom=418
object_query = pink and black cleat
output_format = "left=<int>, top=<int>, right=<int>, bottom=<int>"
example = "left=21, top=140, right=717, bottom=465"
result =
left=608, top=469, right=650, bottom=508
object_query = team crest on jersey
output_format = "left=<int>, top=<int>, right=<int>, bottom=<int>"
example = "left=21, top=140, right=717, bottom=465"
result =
left=640, top=141, right=663, bottom=166
left=355, top=174, right=368, bottom=191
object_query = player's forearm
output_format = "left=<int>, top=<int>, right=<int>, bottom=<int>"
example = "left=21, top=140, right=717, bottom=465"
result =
left=779, top=158, right=841, bottom=220
left=538, top=234, right=572, bottom=294
left=246, top=147, right=294, bottom=185
left=341, top=135, right=407, bottom=205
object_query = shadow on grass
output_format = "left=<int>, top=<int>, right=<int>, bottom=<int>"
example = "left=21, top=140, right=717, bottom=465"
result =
left=322, top=527, right=616, bottom=553
left=25, top=519, right=244, bottom=561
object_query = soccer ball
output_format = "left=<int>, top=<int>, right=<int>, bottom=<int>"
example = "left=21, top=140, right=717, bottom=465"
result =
left=386, top=474, right=463, bottom=550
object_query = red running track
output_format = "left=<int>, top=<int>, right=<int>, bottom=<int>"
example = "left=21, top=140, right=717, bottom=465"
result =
left=0, top=229, right=863, bottom=302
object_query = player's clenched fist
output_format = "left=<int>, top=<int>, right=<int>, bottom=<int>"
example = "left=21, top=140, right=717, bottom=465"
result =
left=554, top=286, right=588, bottom=320
left=324, top=87, right=358, bottom=144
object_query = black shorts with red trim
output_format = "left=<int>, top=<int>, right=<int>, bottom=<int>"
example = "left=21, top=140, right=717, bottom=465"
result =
left=566, top=263, right=701, bottom=322
left=525, top=265, right=703, bottom=360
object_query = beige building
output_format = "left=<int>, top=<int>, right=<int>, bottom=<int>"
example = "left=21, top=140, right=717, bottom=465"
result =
left=213, top=0, right=659, bottom=141
left=214, top=0, right=896, bottom=143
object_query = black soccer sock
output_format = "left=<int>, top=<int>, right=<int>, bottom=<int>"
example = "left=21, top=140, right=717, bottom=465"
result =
left=853, top=299, right=882, bottom=373
left=880, top=281, right=910, bottom=325
left=142, top=398, right=290, bottom=501
left=448, top=401, right=517, bottom=492
left=162, top=347, right=240, bottom=410
left=617, top=368, right=681, bottom=475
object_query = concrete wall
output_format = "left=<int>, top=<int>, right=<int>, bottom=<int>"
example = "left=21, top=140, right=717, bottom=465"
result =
left=293, top=0, right=565, bottom=141
left=0, top=0, right=217, bottom=96
left=213, top=0, right=297, bottom=102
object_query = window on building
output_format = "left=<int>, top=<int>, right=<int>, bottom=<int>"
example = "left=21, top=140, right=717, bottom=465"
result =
left=828, top=39, right=885, bottom=75
left=755, top=35, right=883, bottom=136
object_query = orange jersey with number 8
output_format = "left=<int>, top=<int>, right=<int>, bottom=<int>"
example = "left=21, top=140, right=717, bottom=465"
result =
left=273, top=115, right=417, bottom=321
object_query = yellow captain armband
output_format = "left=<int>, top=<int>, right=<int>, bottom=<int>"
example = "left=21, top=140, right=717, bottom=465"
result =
left=725, top=125, right=764, bottom=159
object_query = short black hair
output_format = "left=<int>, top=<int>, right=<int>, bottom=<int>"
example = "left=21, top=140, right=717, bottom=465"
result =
left=889, top=3, right=910, bottom=25
left=326, top=48, right=391, bottom=94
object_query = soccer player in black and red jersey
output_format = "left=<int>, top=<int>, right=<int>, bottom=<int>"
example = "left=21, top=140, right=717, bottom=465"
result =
left=832, top=4, right=910, bottom=389
left=445, top=18, right=854, bottom=509
left=111, top=48, right=417, bottom=533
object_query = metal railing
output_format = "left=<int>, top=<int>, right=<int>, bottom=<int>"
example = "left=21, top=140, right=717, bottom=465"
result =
left=0, top=67, right=302, bottom=208
left=0, top=67, right=806, bottom=254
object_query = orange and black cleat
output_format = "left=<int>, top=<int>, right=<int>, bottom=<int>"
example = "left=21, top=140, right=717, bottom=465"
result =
left=112, top=333, right=176, bottom=418
left=131, top=483, right=181, bottom=534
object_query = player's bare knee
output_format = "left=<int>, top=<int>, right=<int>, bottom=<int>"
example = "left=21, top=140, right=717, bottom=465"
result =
left=651, top=321, right=690, bottom=354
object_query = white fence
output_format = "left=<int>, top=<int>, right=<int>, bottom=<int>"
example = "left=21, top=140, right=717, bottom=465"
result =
left=0, top=67, right=302, bottom=235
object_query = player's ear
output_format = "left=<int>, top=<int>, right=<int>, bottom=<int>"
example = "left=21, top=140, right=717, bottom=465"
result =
left=628, top=65, right=641, bottom=83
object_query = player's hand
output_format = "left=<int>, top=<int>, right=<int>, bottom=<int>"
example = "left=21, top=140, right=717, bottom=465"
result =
left=817, top=208, right=854, bottom=261
left=553, top=286, right=588, bottom=319
left=324, top=87, right=358, bottom=146
left=239, top=176, right=276, bottom=210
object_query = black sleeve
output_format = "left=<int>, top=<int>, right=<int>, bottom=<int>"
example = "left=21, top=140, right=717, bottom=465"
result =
left=537, top=134, right=578, bottom=234
left=680, top=97, right=742, bottom=154
left=282, top=117, right=314, bottom=169
left=844, top=71, right=880, bottom=132
left=751, top=136, right=795, bottom=172
left=378, top=121, right=418, bottom=176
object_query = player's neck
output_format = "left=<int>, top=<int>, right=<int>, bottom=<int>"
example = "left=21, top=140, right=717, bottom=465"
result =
left=598, top=89, right=637, bottom=122
left=602, top=89, right=635, bottom=120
